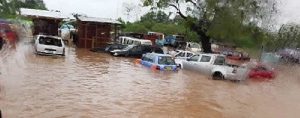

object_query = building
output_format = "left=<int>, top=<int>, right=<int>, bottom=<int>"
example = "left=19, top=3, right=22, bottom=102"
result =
left=76, top=16, right=121, bottom=49
left=19, top=8, right=74, bottom=36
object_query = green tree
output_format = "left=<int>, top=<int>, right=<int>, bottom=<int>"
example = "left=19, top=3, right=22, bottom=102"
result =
left=123, top=22, right=148, bottom=34
left=140, top=10, right=170, bottom=23
left=144, top=0, right=277, bottom=53
left=0, top=0, right=47, bottom=18
left=273, top=23, right=300, bottom=49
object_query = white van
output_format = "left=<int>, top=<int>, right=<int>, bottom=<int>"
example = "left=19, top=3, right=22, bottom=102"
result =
left=118, top=36, right=152, bottom=46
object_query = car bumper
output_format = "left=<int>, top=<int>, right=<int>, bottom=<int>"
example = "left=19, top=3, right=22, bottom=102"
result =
left=36, top=51, right=64, bottom=56
left=225, top=73, right=247, bottom=81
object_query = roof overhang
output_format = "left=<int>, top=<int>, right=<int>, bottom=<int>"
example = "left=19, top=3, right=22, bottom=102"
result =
left=77, top=16, right=121, bottom=25
left=19, top=8, right=75, bottom=20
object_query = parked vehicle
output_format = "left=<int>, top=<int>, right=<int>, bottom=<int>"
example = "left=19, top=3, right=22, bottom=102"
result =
left=182, top=54, right=249, bottom=81
left=276, top=49, right=300, bottom=63
left=248, top=64, right=275, bottom=79
left=261, top=52, right=282, bottom=64
left=172, top=50, right=196, bottom=67
left=136, top=53, right=178, bottom=71
left=186, top=42, right=202, bottom=53
left=226, top=51, right=250, bottom=61
left=173, top=35, right=187, bottom=48
left=34, top=35, right=65, bottom=56
left=104, top=43, right=128, bottom=53
left=147, top=32, right=165, bottom=46
left=118, top=36, right=152, bottom=45
left=111, top=45, right=164, bottom=58
left=168, top=50, right=184, bottom=55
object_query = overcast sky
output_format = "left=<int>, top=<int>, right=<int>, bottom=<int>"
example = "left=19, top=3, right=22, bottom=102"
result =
left=43, top=0, right=300, bottom=25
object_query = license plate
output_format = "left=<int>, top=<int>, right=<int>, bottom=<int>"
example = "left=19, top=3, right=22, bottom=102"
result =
left=166, top=67, right=172, bottom=70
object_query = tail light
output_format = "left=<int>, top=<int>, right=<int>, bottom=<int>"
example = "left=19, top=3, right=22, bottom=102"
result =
left=152, top=65, right=160, bottom=70
left=232, top=68, right=237, bottom=73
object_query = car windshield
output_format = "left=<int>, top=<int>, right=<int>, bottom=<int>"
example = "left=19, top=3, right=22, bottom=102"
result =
left=123, top=45, right=135, bottom=51
left=158, top=56, right=176, bottom=65
left=39, top=37, right=62, bottom=47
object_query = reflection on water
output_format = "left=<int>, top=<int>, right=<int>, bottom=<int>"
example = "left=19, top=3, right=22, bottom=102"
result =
left=0, top=42, right=300, bottom=118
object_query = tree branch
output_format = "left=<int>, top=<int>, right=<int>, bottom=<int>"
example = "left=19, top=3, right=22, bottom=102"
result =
left=187, top=0, right=197, bottom=7
left=168, top=4, right=187, bottom=20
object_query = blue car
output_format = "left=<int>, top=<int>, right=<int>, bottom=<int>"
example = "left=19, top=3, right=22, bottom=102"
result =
left=136, top=53, right=178, bottom=71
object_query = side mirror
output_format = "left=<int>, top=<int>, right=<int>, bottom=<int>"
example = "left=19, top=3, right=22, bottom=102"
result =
left=186, top=58, right=191, bottom=61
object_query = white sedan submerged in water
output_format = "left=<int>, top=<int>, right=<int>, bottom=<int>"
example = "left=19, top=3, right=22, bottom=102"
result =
left=34, top=35, right=65, bottom=56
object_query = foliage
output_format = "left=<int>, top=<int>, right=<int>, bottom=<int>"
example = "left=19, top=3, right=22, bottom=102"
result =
left=140, top=10, right=170, bottom=23
left=273, top=23, right=300, bottom=50
left=0, top=0, right=47, bottom=18
left=143, top=0, right=278, bottom=53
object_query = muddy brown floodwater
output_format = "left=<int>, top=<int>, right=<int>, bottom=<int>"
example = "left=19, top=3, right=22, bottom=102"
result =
left=0, top=41, right=300, bottom=118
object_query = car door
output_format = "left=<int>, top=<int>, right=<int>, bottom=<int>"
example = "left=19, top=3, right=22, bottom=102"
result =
left=133, top=46, right=143, bottom=57
left=175, top=52, right=185, bottom=59
left=195, top=55, right=212, bottom=74
left=183, top=54, right=200, bottom=70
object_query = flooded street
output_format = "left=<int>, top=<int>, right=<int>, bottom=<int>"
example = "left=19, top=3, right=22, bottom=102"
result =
left=1, top=42, right=300, bottom=118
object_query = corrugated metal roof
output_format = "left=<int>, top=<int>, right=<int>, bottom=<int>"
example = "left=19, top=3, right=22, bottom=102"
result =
left=78, top=16, right=121, bottom=24
left=20, top=8, right=75, bottom=20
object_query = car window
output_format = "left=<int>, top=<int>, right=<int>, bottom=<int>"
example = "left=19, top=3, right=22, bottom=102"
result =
left=39, top=37, right=62, bottom=47
left=200, top=55, right=211, bottom=62
left=176, top=52, right=185, bottom=57
left=148, top=54, right=155, bottom=62
left=214, top=56, right=226, bottom=65
left=158, top=56, right=176, bottom=65
left=142, top=54, right=150, bottom=61
left=189, top=55, right=200, bottom=62
left=233, top=52, right=241, bottom=57
left=187, top=53, right=193, bottom=57
left=111, top=45, right=118, bottom=49
left=242, top=52, right=249, bottom=58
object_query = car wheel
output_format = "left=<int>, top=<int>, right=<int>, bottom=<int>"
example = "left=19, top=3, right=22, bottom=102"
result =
left=212, top=72, right=224, bottom=80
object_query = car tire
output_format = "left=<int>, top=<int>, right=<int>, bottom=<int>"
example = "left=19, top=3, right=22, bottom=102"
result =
left=178, top=64, right=182, bottom=68
left=212, top=72, right=224, bottom=80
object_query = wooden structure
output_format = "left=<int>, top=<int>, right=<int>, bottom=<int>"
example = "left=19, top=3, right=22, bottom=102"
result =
left=76, top=16, right=121, bottom=49
left=19, top=8, right=74, bottom=36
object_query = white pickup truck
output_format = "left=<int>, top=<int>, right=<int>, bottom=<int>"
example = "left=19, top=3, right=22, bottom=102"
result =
left=182, top=54, right=249, bottom=81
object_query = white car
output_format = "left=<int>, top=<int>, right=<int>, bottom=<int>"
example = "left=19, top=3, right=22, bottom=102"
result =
left=34, top=35, right=65, bottom=56
left=173, top=50, right=196, bottom=67
left=186, top=42, right=202, bottom=53
left=182, top=54, right=249, bottom=81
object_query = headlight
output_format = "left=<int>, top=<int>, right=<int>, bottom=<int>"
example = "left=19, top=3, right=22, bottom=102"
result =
left=114, top=53, right=118, bottom=56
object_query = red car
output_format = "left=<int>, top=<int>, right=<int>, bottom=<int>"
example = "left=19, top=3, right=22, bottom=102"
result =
left=227, top=51, right=250, bottom=61
left=249, top=64, right=275, bottom=79
left=0, top=23, right=18, bottom=46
